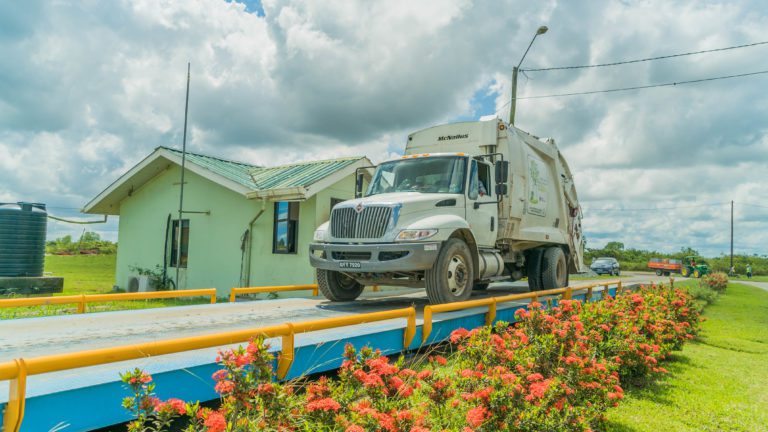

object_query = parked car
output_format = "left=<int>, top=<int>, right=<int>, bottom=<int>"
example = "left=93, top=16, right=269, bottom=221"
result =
left=590, top=257, right=620, bottom=276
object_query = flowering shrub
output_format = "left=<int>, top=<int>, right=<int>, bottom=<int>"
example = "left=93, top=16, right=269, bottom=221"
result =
left=700, top=272, right=728, bottom=293
left=120, top=284, right=700, bottom=431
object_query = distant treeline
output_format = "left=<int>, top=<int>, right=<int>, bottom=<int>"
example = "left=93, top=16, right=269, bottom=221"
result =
left=46, top=231, right=117, bottom=255
left=585, top=242, right=766, bottom=275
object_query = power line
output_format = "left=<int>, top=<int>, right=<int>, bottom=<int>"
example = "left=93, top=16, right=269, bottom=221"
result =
left=736, top=202, right=768, bottom=208
left=522, top=40, right=768, bottom=72
left=584, top=202, right=730, bottom=212
left=515, top=69, right=768, bottom=101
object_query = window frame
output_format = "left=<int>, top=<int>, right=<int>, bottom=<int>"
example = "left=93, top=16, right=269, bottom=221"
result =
left=273, top=201, right=299, bottom=254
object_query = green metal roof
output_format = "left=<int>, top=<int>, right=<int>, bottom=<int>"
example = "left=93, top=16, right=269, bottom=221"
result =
left=160, top=146, right=362, bottom=192
left=162, top=147, right=261, bottom=189
left=249, top=157, right=361, bottom=190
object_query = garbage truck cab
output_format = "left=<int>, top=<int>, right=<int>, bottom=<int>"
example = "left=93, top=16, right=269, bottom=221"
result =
left=309, top=118, right=586, bottom=304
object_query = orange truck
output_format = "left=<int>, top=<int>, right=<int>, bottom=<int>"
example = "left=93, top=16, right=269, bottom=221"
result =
left=647, top=258, right=681, bottom=276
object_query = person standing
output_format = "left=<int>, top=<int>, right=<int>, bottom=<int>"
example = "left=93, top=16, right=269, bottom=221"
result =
left=746, top=263, right=753, bottom=279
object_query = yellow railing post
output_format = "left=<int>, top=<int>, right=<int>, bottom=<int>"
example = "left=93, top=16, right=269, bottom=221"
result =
left=486, top=298, right=497, bottom=326
left=404, top=308, right=416, bottom=348
left=312, top=285, right=319, bottom=296
left=277, top=325, right=295, bottom=380
left=77, top=295, right=86, bottom=314
left=563, top=287, right=572, bottom=300
left=422, top=306, right=433, bottom=345
left=229, top=289, right=236, bottom=303
left=210, top=293, right=217, bottom=304
left=3, top=359, right=27, bottom=432
left=617, top=280, right=623, bottom=293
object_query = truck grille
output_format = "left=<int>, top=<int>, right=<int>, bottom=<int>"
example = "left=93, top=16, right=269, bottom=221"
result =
left=330, top=206, right=392, bottom=239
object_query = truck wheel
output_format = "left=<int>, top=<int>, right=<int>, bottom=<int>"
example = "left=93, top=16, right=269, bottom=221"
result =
left=693, top=269, right=701, bottom=278
left=526, top=249, right=544, bottom=291
left=655, top=269, right=663, bottom=276
left=541, top=247, right=567, bottom=290
left=681, top=268, right=689, bottom=277
left=316, top=269, right=364, bottom=301
left=425, top=238, right=474, bottom=304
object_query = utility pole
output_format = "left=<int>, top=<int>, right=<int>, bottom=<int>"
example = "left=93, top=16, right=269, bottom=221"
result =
left=730, top=200, right=734, bottom=270
left=509, top=25, right=548, bottom=125
left=176, top=63, right=191, bottom=290
left=509, top=66, right=519, bottom=126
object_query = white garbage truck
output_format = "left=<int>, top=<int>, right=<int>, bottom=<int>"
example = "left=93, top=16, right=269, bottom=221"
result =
left=309, top=118, right=586, bottom=304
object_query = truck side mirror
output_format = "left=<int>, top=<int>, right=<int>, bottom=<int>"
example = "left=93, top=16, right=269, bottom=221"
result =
left=495, top=160, right=509, bottom=184
left=355, top=173, right=364, bottom=198
left=495, top=184, right=508, bottom=196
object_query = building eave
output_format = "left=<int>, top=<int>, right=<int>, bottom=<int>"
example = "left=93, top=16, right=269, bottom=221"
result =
left=82, top=148, right=254, bottom=215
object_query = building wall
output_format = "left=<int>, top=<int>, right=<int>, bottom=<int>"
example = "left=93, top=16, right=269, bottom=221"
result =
left=245, top=175, right=357, bottom=289
left=115, top=164, right=358, bottom=297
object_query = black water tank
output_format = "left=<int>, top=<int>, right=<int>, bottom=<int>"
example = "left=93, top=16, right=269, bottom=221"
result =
left=0, top=202, right=48, bottom=277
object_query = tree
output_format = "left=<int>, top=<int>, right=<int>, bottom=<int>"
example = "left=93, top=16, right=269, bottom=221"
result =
left=604, top=241, right=625, bottom=251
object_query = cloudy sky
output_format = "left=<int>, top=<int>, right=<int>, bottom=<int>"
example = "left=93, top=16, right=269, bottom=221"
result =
left=1, top=0, right=766, bottom=257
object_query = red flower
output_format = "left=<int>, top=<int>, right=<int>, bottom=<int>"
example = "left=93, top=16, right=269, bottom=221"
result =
left=306, top=397, right=341, bottom=412
left=203, top=411, right=227, bottom=432
left=214, top=380, right=235, bottom=394
left=345, top=426, right=364, bottom=432
left=466, top=406, right=489, bottom=427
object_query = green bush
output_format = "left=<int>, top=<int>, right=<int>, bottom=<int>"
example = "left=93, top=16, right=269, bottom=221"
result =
left=701, top=272, right=728, bottom=293
left=687, top=285, right=719, bottom=306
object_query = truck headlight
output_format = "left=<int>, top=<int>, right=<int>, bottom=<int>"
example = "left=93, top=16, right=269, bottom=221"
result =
left=396, top=229, right=438, bottom=241
left=313, top=229, right=327, bottom=242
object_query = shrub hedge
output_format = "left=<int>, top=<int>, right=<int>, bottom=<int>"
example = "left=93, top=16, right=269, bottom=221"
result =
left=121, top=284, right=700, bottom=432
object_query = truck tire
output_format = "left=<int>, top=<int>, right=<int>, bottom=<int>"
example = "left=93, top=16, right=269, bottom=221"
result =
left=681, top=267, right=689, bottom=277
left=541, top=247, right=567, bottom=290
left=425, top=238, right=474, bottom=304
left=655, top=269, right=663, bottom=276
left=526, top=249, right=544, bottom=291
left=316, top=269, right=364, bottom=302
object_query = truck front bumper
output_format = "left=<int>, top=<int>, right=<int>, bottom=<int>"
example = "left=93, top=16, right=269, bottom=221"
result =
left=309, top=242, right=441, bottom=273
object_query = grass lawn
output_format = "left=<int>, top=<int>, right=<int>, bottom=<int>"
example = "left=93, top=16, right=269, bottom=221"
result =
left=730, top=275, right=768, bottom=283
left=1, top=255, right=211, bottom=319
left=45, top=254, right=117, bottom=294
left=606, top=282, right=768, bottom=431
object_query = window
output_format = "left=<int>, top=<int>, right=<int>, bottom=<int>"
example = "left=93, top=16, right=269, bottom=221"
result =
left=170, top=219, right=190, bottom=268
left=468, top=160, right=492, bottom=200
left=273, top=202, right=299, bottom=254
left=331, top=198, right=345, bottom=209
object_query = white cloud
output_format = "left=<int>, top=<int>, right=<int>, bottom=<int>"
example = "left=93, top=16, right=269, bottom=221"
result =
left=0, top=0, right=766, bottom=255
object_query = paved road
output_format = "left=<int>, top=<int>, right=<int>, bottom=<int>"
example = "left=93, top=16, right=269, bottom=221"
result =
left=739, top=280, right=768, bottom=292
left=0, top=272, right=672, bottom=362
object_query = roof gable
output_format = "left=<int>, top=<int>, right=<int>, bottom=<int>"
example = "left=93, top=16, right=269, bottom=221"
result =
left=83, top=146, right=370, bottom=215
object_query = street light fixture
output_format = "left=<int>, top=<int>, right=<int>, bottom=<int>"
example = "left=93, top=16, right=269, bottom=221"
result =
left=509, top=25, right=548, bottom=125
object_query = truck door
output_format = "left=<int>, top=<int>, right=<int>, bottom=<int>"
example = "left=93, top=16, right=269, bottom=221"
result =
left=467, top=159, right=497, bottom=247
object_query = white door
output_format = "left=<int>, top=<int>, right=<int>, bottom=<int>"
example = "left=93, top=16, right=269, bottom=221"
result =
left=466, top=160, right=497, bottom=247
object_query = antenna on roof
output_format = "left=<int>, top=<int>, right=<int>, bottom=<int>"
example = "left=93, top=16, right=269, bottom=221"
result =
left=175, top=62, right=191, bottom=290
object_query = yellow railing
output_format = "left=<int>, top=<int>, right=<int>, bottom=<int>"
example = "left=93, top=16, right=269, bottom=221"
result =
left=421, top=280, right=622, bottom=344
left=0, top=307, right=416, bottom=432
left=0, top=289, right=218, bottom=314
left=229, top=284, right=381, bottom=302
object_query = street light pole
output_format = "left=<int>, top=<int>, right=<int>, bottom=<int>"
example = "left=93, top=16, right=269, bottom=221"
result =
left=509, top=25, right=548, bottom=125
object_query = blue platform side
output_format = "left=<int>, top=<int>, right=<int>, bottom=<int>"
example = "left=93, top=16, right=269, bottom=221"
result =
left=1, top=287, right=617, bottom=431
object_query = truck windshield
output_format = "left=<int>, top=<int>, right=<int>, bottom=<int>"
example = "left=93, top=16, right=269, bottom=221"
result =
left=367, top=156, right=467, bottom=196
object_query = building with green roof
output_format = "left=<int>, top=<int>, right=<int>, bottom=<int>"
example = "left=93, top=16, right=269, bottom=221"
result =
left=83, top=146, right=371, bottom=296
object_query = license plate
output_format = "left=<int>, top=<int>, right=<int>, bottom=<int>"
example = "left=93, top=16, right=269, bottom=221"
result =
left=339, top=261, right=361, bottom=269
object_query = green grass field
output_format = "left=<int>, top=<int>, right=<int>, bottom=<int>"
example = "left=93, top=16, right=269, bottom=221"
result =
left=606, top=282, right=768, bottom=431
left=0, top=255, right=210, bottom=319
